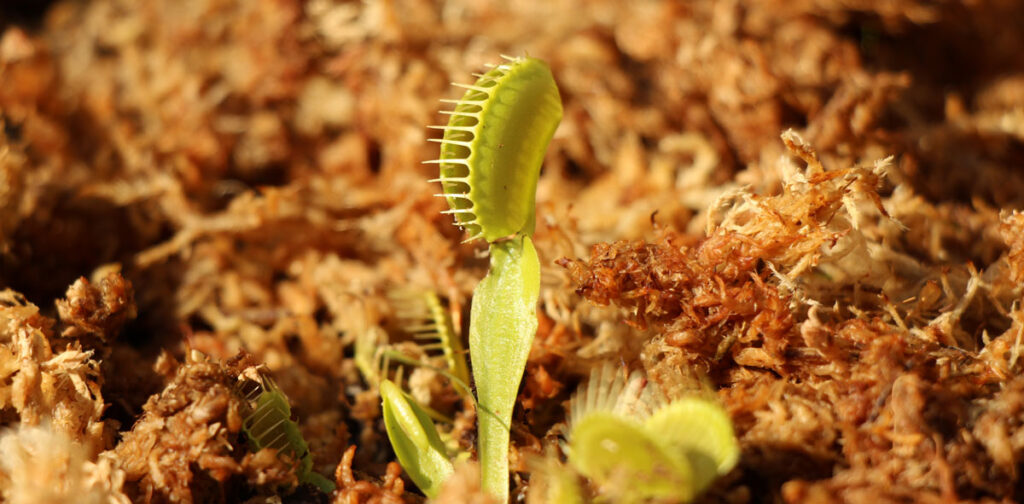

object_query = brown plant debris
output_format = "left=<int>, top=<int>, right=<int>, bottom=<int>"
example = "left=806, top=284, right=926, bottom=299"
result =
left=112, top=352, right=297, bottom=503
left=0, top=288, right=108, bottom=455
left=56, top=270, right=136, bottom=350
left=332, top=445, right=410, bottom=504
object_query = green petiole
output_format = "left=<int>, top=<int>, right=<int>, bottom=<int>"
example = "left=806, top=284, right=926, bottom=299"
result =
left=469, top=235, right=541, bottom=500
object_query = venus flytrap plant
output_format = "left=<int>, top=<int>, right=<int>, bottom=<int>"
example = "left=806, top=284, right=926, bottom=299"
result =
left=352, top=325, right=466, bottom=497
left=237, top=369, right=336, bottom=494
left=354, top=289, right=472, bottom=413
left=354, top=325, right=387, bottom=389
left=430, top=55, right=562, bottom=501
left=469, top=233, right=541, bottom=498
left=645, top=397, right=740, bottom=490
left=355, top=288, right=473, bottom=417
left=567, top=365, right=691, bottom=503
left=429, top=56, right=562, bottom=244
left=380, top=55, right=561, bottom=501
left=565, top=365, right=740, bottom=503
left=389, top=289, right=470, bottom=393
left=386, top=55, right=736, bottom=503
left=354, top=294, right=476, bottom=497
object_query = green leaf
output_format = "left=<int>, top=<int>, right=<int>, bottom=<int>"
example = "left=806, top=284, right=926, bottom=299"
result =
left=528, top=456, right=585, bottom=504
left=434, top=57, right=563, bottom=243
left=569, top=413, right=694, bottom=503
left=241, top=376, right=336, bottom=494
left=469, top=234, right=541, bottom=500
left=643, top=397, right=740, bottom=492
left=380, top=379, right=454, bottom=498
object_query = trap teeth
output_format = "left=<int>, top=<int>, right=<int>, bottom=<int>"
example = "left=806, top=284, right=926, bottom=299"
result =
left=439, top=98, right=485, bottom=105
left=439, top=110, right=480, bottom=118
left=428, top=176, right=470, bottom=183
left=423, top=159, right=470, bottom=166
left=451, top=82, right=492, bottom=93
left=431, top=56, right=562, bottom=243
left=435, top=193, right=473, bottom=200
left=427, top=138, right=473, bottom=147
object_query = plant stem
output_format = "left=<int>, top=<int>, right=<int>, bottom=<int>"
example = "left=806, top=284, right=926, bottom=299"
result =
left=478, top=406, right=512, bottom=500
left=469, top=235, right=540, bottom=501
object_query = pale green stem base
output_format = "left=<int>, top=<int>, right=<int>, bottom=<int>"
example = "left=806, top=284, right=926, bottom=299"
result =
left=478, top=409, right=512, bottom=500
left=469, top=235, right=540, bottom=502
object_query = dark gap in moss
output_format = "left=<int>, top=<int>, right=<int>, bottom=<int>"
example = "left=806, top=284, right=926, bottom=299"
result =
left=0, top=0, right=58, bottom=31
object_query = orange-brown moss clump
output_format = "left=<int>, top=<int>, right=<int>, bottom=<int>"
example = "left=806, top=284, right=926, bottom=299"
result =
left=0, top=272, right=134, bottom=501
left=113, top=352, right=304, bottom=503
left=0, top=274, right=130, bottom=456
left=562, top=136, right=1024, bottom=502
left=331, top=445, right=409, bottom=504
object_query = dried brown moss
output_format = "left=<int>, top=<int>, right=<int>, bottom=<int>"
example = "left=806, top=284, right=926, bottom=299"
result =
left=113, top=352, right=301, bottom=503
left=0, top=288, right=108, bottom=454
left=562, top=135, right=1024, bottom=502
left=559, top=232, right=797, bottom=377
left=331, top=446, right=410, bottom=504
left=56, top=271, right=136, bottom=350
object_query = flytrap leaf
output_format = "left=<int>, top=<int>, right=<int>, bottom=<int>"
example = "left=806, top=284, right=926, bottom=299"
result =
left=644, top=397, right=740, bottom=491
left=429, top=55, right=561, bottom=501
left=569, top=413, right=694, bottom=504
left=430, top=56, right=563, bottom=243
left=380, top=379, right=454, bottom=498
left=565, top=364, right=740, bottom=503
left=355, top=289, right=471, bottom=405
left=469, top=234, right=541, bottom=498
left=240, top=374, right=335, bottom=494
left=389, top=289, right=471, bottom=394
left=526, top=453, right=585, bottom=504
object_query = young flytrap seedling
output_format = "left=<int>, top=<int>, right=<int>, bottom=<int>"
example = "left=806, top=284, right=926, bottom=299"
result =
left=379, top=55, right=562, bottom=501
left=565, top=365, right=740, bottom=503
left=237, top=369, right=336, bottom=494
left=380, top=377, right=455, bottom=498
left=388, top=289, right=471, bottom=392
left=355, top=289, right=471, bottom=403
left=354, top=290, right=471, bottom=498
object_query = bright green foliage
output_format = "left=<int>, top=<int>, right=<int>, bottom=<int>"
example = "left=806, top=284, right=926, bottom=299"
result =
left=431, top=56, right=563, bottom=243
left=469, top=234, right=541, bottom=499
left=241, top=375, right=335, bottom=494
left=565, top=365, right=739, bottom=503
left=422, top=54, right=561, bottom=502
left=569, top=413, right=694, bottom=503
left=422, top=291, right=470, bottom=388
left=353, top=325, right=387, bottom=389
left=391, top=289, right=471, bottom=392
left=380, top=379, right=454, bottom=498
left=355, top=290, right=471, bottom=404
left=644, top=398, right=740, bottom=491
